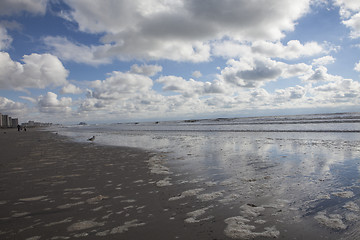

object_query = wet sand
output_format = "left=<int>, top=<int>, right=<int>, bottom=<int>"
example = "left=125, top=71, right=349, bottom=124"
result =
left=0, top=129, right=228, bottom=240
left=1, top=129, right=360, bottom=239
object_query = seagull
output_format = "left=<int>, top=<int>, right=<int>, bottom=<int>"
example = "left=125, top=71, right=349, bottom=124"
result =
left=88, top=136, right=95, bottom=142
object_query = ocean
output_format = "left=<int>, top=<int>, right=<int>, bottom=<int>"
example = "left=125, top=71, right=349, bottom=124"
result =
left=51, top=112, right=360, bottom=239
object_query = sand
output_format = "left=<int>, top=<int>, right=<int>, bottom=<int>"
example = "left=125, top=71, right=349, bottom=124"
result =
left=0, top=129, right=227, bottom=240
left=1, top=128, right=360, bottom=239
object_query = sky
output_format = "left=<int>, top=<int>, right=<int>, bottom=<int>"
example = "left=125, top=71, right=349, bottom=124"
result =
left=1, top=0, right=360, bottom=124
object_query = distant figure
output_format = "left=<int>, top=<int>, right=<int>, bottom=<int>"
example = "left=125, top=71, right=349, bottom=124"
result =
left=88, top=136, right=95, bottom=142
left=17, top=125, right=21, bottom=131
left=24, top=127, right=27, bottom=132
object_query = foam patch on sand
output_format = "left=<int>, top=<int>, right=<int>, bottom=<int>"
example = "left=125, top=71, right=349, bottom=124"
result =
left=169, top=188, right=205, bottom=201
left=332, top=191, right=354, bottom=198
left=185, top=205, right=214, bottom=223
left=314, top=211, right=347, bottom=230
left=57, top=201, right=84, bottom=209
left=86, top=195, right=108, bottom=204
left=12, top=212, right=30, bottom=217
left=148, top=156, right=172, bottom=175
left=67, top=220, right=105, bottom=232
left=109, top=219, right=146, bottom=234
left=240, top=204, right=265, bottom=218
left=344, top=201, right=359, bottom=212
left=19, top=196, right=48, bottom=201
left=44, top=218, right=73, bottom=227
left=218, top=194, right=240, bottom=204
left=156, top=177, right=172, bottom=187
left=224, top=216, right=280, bottom=239
left=197, top=191, right=224, bottom=202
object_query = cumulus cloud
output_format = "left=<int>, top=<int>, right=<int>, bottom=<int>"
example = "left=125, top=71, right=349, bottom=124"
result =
left=43, top=36, right=113, bottom=66
left=313, top=78, right=360, bottom=103
left=89, top=71, right=154, bottom=100
left=354, top=61, right=360, bottom=72
left=335, top=0, right=360, bottom=38
left=0, top=96, right=27, bottom=115
left=130, top=63, right=162, bottom=76
left=0, top=0, right=48, bottom=16
left=0, top=52, right=69, bottom=90
left=0, top=21, right=22, bottom=50
left=57, top=0, right=311, bottom=62
left=60, top=83, right=83, bottom=94
left=304, top=66, right=342, bottom=81
left=312, top=55, right=336, bottom=66
left=0, top=26, right=12, bottom=50
left=192, top=71, right=202, bottom=78
left=219, top=57, right=311, bottom=88
left=251, top=40, right=325, bottom=59
left=37, top=92, right=72, bottom=113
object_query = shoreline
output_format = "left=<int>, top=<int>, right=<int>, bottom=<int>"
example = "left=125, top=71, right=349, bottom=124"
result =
left=1, top=128, right=359, bottom=239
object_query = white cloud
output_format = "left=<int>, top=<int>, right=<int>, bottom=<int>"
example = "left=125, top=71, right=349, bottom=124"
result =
left=312, top=55, right=336, bottom=66
left=60, top=83, right=83, bottom=95
left=335, top=0, right=360, bottom=38
left=312, top=78, right=360, bottom=104
left=304, top=66, right=342, bottom=81
left=43, top=36, right=113, bottom=66
left=0, top=0, right=48, bottom=16
left=89, top=71, right=154, bottom=100
left=37, top=92, right=72, bottom=113
left=130, top=63, right=162, bottom=76
left=0, top=52, right=69, bottom=90
left=219, top=57, right=311, bottom=88
left=0, top=96, right=27, bottom=115
left=192, top=71, right=202, bottom=78
left=355, top=61, right=360, bottom=72
left=251, top=40, right=325, bottom=59
left=58, top=0, right=311, bottom=62
left=0, top=26, right=12, bottom=50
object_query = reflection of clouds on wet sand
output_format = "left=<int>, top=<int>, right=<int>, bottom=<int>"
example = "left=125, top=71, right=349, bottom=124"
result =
left=144, top=131, right=360, bottom=238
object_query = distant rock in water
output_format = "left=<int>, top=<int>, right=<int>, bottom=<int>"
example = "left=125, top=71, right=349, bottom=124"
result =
left=79, top=122, right=87, bottom=125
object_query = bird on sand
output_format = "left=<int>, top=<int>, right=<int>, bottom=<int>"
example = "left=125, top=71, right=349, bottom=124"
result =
left=88, top=136, right=95, bottom=141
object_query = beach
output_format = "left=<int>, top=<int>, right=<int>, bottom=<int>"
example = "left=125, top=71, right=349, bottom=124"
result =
left=1, top=124, right=360, bottom=239
left=0, top=129, right=224, bottom=240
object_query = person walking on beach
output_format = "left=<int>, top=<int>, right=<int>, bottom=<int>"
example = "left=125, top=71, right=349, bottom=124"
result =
left=17, top=125, right=21, bottom=131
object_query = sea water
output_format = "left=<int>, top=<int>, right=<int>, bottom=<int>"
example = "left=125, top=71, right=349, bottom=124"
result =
left=52, top=112, right=360, bottom=239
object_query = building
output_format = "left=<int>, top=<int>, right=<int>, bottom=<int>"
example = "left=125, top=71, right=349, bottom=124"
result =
left=2, top=115, right=8, bottom=128
left=12, top=118, right=18, bottom=128
left=8, top=117, right=12, bottom=128
left=0, top=113, right=20, bottom=128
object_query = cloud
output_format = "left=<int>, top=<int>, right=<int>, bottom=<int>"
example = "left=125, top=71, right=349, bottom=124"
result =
left=354, top=61, right=360, bottom=72
left=0, top=0, right=48, bottom=16
left=275, top=85, right=306, bottom=101
left=312, top=55, right=335, bottom=66
left=219, top=57, right=306, bottom=88
left=0, top=96, right=27, bottom=115
left=312, top=78, right=360, bottom=104
left=0, top=26, right=12, bottom=50
left=130, top=63, right=162, bottom=76
left=0, top=52, right=69, bottom=90
left=304, top=66, right=342, bottom=81
left=60, top=83, right=83, bottom=94
left=43, top=36, right=113, bottom=66
left=335, top=0, right=360, bottom=38
left=192, top=71, right=202, bottom=78
left=251, top=40, right=325, bottom=59
left=37, top=92, right=72, bottom=113
left=89, top=71, right=154, bottom=100
left=58, top=0, right=311, bottom=62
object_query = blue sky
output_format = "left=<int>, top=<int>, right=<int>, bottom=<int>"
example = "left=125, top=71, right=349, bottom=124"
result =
left=1, top=0, right=360, bottom=124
